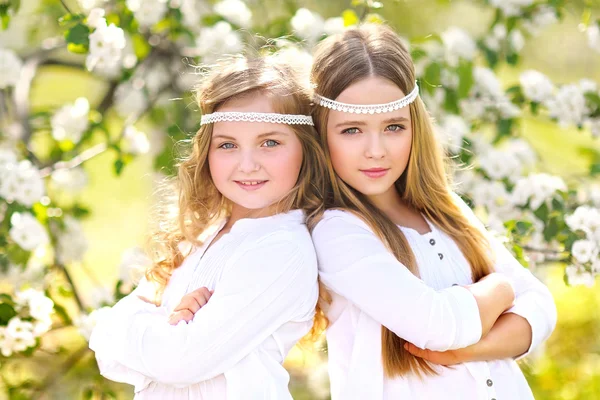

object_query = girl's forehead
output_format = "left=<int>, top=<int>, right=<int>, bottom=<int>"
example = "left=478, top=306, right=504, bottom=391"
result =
left=335, top=76, right=406, bottom=105
left=217, top=92, right=276, bottom=114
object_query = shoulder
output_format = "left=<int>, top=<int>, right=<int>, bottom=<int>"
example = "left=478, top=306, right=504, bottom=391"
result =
left=312, top=208, right=376, bottom=239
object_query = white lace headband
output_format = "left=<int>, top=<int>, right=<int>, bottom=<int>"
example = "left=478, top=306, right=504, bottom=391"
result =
left=314, top=81, right=419, bottom=114
left=200, top=112, right=314, bottom=126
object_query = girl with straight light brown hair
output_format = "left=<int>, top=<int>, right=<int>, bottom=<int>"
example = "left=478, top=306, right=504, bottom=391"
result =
left=310, top=23, right=556, bottom=400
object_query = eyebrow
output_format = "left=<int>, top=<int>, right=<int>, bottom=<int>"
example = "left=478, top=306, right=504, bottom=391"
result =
left=212, top=131, right=291, bottom=141
left=334, top=116, right=409, bottom=128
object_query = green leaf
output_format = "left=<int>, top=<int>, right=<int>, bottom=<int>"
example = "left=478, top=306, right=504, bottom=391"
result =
left=114, top=158, right=125, bottom=176
left=52, top=302, right=73, bottom=325
left=59, top=13, right=84, bottom=27
left=443, top=90, right=460, bottom=114
left=456, top=61, right=474, bottom=98
left=482, top=46, right=498, bottom=69
left=543, top=217, right=559, bottom=242
left=0, top=5, right=10, bottom=30
left=424, top=62, right=441, bottom=86
left=530, top=101, right=539, bottom=115
left=506, top=52, right=519, bottom=65
left=534, top=202, right=549, bottom=223
left=0, top=303, right=17, bottom=325
left=495, top=118, right=513, bottom=140
left=591, top=163, right=600, bottom=176
left=65, top=23, right=90, bottom=46
left=201, top=14, right=223, bottom=27
left=132, top=33, right=150, bottom=60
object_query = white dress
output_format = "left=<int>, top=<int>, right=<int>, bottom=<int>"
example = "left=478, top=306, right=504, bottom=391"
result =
left=311, top=195, right=557, bottom=400
left=89, top=210, right=319, bottom=399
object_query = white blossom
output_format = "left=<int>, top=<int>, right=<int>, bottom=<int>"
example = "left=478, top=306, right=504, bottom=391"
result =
left=5, top=318, right=36, bottom=353
left=323, top=17, right=345, bottom=36
left=489, top=0, right=533, bottom=17
left=479, top=149, right=522, bottom=180
left=51, top=167, right=88, bottom=193
left=142, top=63, right=171, bottom=96
left=86, top=22, right=127, bottom=76
left=587, top=24, right=600, bottom=53
left=437, top=115, right=469, bottom=153
left=291, top=8, right=324, bottom=43
left=572, top=240, right=598, bottom=264
left=520, top=70, right=555, bottom=103
left=119, top=247, right=152, bottom=289
left=0, top=261, right=46, bottom=291
left=123, top=126, right=151, bottom=154
left=9, top=212, right=49, bottom=251
left=89, top=286, right=114, bottom=309
left=126, top=0, right=168, bottom=28
left=566, top=265, right=595, bottom=287
left=511, top=173, right=566, bottom=210
left=75, top=307, right=112, bottom=341
left=0, top=48, right=23, bottom=89
left=77, top=0, right=109, bottom=12
left=14, top=289, right=55, bottom=324
left=0, top=327, right=16, bottom=357
left=51, top=97, right=90, bottom=143
left=472, top=181, right=515, bottom=216
left=566, top=206, right=600, bottom=233
left=441, top=27, right=476, bottom=67
left=586, top=118, right=600, bottom=138
left=177, top=0, right=209, bottom=29
left=114, top=83, right=148, bottom=118
left=86, top=8, right=106, bottom=29
left=509, top=29, right=525, bottom=52
left=460, top=67, right=520, bottom=122
left=0, top=159, right=45, bottom=206
left=195, top=21, right=243, bottom=63
left=214, top=0, right=252, bottom=28
left=522, top=6, right=557, bottom=35
left=55, top=216, right=88, bottom=264
left=546, top=84, right=588, bottom=128
left=579, top=79, right=597, bottom=94
left=507, top=138, right=537, bottom=168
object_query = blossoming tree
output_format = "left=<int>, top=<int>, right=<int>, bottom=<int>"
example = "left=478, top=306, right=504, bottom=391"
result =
left=0, top=0, right=599, bottom=398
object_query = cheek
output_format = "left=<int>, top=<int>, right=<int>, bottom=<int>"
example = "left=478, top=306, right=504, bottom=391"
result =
left=208, top=150, right=230, bottom=186
left=268, top=143, right=303, bottom=185
left=327, top=133, right=355, bottom=175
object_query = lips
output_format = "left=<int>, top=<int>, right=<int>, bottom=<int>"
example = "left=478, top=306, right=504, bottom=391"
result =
left=359, top=168, right=390, bottom=178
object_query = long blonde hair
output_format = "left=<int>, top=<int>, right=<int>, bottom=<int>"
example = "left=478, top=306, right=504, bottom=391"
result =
left=311, top=24, right=495, bottom=377
left=145, top=55, right=328, bottom=339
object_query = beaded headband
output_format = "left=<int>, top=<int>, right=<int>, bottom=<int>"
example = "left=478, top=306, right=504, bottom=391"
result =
left=314, top=81, right=419, bottom=114
left=200, top=112, right=314, bottom=126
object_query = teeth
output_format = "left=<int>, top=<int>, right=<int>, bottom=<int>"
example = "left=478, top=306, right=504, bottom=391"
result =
left=239, top=181, right=263, bottom=186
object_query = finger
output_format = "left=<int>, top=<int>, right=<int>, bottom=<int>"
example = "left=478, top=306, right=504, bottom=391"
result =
left=168, top=309, right=194, bottom=325
left=189, top=290, right=210, bottom=307
left=174, top=295, right=204, bottom=313
left=404, top=343, right=427, bottom=358
left=194, top=287, right=212, bottom=302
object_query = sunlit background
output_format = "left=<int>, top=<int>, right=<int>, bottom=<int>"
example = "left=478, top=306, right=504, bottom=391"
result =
left=1, top=0, right=600, bottom=399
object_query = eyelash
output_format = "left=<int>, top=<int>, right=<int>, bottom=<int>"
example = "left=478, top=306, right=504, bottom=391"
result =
left=341, top=124, right=406, bottom=135
left=217, top=139, right=281, bottom=149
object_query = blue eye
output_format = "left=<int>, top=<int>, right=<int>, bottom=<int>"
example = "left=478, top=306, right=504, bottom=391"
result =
left=262, top=139, right=280, bottom=147
left=341, top=127, right=360, bottom=135
left=386, top=124, right=405, bottom=132
left=219, top=142, right=236, bottom=149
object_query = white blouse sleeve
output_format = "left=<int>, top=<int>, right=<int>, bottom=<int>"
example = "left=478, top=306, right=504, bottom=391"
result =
left=90, top=231, right=317, bottom=387
left=89, top=276, right=163, bottom=392
left=452, top=194, right=557, bottom=359
left=312, top=211, right=482, bottom=352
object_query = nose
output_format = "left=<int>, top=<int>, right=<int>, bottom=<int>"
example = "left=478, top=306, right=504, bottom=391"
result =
left=364, top=132, right=386, bottom=159
left=237, top=149, right=261, bottom=173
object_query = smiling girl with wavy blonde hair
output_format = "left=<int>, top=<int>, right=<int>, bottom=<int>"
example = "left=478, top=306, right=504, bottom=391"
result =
left=90, top=54, right=328, bottom=400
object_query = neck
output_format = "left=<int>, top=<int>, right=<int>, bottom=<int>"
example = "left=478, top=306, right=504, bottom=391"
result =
left=366, top=186, right=406, bottom=218
left=225, top=203, right=278, bottom=229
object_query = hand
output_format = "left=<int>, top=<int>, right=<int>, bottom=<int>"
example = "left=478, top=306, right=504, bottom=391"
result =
left=404, top=342, right=470, bottom=366
left=167, top=287, right=213, bottom=325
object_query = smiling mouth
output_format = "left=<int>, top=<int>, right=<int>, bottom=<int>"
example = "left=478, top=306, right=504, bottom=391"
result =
left=234, top=180, right=268, bottom=190
left=235, top=180, right=267, bottom=186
